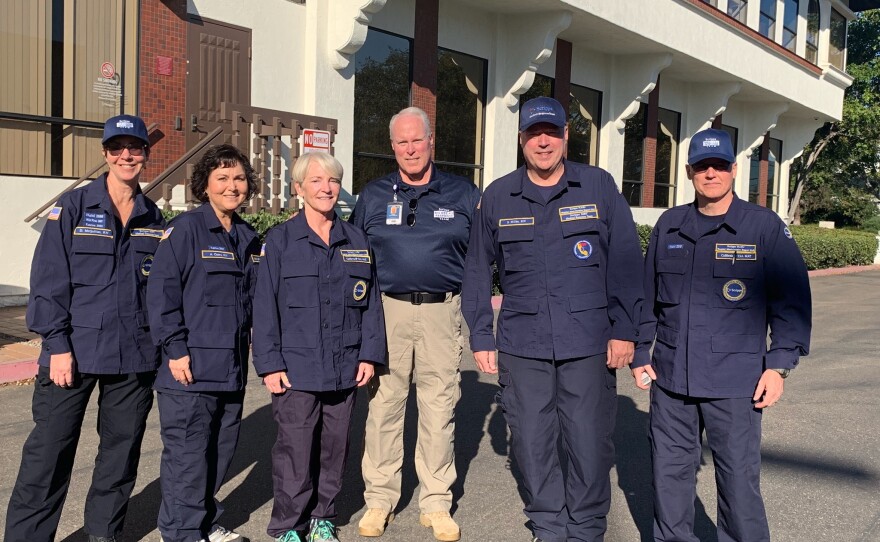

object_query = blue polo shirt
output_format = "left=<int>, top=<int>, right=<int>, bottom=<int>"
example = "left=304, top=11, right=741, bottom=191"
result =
left=349, top=164, right=481, bottom=294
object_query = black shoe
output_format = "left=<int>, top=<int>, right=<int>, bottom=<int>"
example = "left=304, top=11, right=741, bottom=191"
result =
left=89, top=537, right=117, bottom=542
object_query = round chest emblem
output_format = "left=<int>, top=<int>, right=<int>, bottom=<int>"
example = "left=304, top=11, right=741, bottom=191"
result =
left=141, top=254, right=154, bottom=276
left=353, top=280, right=367, bottom=301
left=722, top=279, right=746, bottom=302
left=573, top=240, right=593, bottom=260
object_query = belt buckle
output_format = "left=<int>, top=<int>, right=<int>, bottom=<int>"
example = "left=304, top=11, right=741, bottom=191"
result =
left=412, top=292, right=423, bottom=305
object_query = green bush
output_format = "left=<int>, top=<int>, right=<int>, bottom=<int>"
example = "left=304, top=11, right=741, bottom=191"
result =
left=162, top=208, right=296, bottom=241
left=789, top=225, right=878, bottom=270
left=636, top=223, right=653, bottom=254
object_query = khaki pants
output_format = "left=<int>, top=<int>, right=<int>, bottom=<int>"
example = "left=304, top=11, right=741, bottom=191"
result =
left=362, top=293, right=463, bottom=513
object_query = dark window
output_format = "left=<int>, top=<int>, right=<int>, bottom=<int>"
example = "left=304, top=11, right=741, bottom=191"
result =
left=829, top=8, right=847, bottom=70
left=760, top=0, right=777, bottom=39
left=728, top=0, right=748, bottom=23
left=749, top=147, right=761, bottom=204
left=654, top=108, right=680, bottom=209
left=435, top=48, right=487, bottom=188
left=720, top=124, right=739, bottom=156
left=568, top=84, right=602, bottom=166
left=806, top=0, right=820, bottom=63
left=783, top=0, right=799, bottom=52
left=0, top=0, right=138, bottom=177
left=622, top=104, right=647, bottom=207
left=352, top=29, right=412, bottom=194
left=701, top=0, right=718, bottom=7
left=767, top=138, right=782, bottom=211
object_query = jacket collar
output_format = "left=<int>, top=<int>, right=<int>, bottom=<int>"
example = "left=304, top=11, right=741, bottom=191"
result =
left=510, top=160, right=578, bottom=204
left=83, top=173, right=149, bottom=219
left=677, top=194, right=745, bottom=242
left=289, top=210, right=349, bottom=247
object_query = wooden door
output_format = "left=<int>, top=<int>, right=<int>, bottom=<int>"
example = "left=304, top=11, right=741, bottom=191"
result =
left=185, top=17, right=251, bottom=150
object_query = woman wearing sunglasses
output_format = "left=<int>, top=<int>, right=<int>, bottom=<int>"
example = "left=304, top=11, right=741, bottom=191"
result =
left=6, top=115, right=165, bottom=542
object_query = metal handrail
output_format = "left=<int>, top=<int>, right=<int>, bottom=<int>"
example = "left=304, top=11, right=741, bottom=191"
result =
left=24, top=122, right=160, bottom=223
left=141, top=125, right=225, bottom=198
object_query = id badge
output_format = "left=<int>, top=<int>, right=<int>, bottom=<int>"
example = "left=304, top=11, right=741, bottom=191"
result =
left=386, top=201, right=403, bottom=225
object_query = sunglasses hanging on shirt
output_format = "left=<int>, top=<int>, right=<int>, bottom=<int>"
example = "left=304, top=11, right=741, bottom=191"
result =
left=407, top=197, right=418, bottom=227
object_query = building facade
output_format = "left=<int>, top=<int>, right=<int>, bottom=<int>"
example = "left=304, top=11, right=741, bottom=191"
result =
left=0, top=0, right=876, bottom=304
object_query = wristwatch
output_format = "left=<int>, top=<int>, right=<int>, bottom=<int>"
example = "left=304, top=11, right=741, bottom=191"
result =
left=772, top=368, right=791, bottom=379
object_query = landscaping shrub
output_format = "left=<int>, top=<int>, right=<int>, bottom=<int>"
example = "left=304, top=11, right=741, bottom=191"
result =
left=788, top=225, right=878, bottom=270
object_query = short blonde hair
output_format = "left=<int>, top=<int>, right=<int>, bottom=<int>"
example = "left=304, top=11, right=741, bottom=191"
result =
left=291, top=152, right=344, bottom=186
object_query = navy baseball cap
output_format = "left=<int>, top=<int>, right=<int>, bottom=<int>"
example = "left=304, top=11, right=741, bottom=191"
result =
left=102, top=114, right=149, bottom=145
left=519, top=96, right=567, bottom=132
left=688, top=128, right=735, bottom=165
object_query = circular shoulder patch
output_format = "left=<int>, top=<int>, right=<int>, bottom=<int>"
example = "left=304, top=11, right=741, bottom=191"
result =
left=783, top=227, right=793, bottom=239
left=722, top=279, right=746, bottom=302
left=573, top=240, right=593, bottom=260
left=141, top=254, right=154, bottom=277
left=353, top=280, right=367, bottom=301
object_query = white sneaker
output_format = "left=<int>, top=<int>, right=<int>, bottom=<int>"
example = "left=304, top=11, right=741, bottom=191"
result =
left=209, top=526, right=242, bottom=542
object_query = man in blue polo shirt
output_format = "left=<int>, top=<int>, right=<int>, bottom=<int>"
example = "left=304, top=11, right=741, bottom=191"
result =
left=462, top=97, right=644, bottom=542
left=632, top=128, right=812, bottom=542
left=351, top=106, right=481, bottom=542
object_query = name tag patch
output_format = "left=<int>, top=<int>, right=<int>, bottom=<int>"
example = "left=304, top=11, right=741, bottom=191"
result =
left=722, top=279, right=746, bottom=301
left=434, top=208, right=455, bottom=221
left=48, top=206, right=63, bottom=221
left=201, top=250, right=235, bottom=260
left=82, top=212, right=106, bottom=228
left=341, top=249, right=371, bottom=264
left=559, top=204, right=599, bottom=222
left=715, top=243, right=757, bottom=261
left=74, top=226, right=113, bottom=238
left=668, top=243, right=684, bottom=250
left=131, top=228, right=164, bottom=239
left=499, top=217, right=534, bottom=227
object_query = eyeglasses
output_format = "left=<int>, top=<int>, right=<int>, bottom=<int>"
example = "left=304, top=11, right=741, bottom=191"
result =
left=407, top=198, right=418, bottom=227
left=105, top=142, right=146, bottom=156
left=691, top=161, right=732, bottom=173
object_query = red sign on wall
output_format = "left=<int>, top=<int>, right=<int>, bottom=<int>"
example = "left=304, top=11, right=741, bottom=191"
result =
left=156, top=56, right=173, bottom=76
left=302, top=129, right=332, bottom=154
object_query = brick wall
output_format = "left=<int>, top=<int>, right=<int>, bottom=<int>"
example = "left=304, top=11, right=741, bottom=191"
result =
left=138, top=0, right=187, bottom=182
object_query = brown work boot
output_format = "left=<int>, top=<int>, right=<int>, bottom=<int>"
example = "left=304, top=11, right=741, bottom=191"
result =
left=419, top=511, right=461, bottom=542
left=358, top=508, right=394, bottom=537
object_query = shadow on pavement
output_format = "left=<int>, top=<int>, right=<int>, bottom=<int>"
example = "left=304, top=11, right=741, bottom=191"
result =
left=614, top=395, right=718, bottom=542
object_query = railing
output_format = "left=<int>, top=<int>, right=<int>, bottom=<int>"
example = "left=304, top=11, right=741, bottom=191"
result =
left=23, top=123, right=161, bottom=222
left=141, top=126, right=225, bottom=211
left=221, top=103, right=337, bottom=214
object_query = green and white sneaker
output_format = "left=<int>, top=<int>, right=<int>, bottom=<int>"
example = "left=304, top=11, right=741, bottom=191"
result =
left=308, top=519, right=339, bottom=542
left=275, top=531, right=303, bottom=542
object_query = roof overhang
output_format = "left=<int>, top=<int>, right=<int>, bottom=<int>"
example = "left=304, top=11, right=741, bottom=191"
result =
left=849, top=1, right=880, bottom=11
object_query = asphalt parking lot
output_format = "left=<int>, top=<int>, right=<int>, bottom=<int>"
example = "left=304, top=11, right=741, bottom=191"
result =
left=1, top=271, right=878, bottom=541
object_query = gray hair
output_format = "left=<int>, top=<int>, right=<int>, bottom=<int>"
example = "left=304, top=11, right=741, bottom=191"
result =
left=388, top=107, right=432, bottom=140
left=291, top=152, right=344, bottom=186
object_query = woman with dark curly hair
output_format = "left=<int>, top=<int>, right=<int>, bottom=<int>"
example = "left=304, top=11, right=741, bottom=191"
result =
left=147, top=144, right=262, bottom=542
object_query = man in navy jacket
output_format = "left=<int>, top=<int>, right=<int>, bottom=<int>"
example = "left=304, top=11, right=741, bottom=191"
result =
left=632, top=128, right=812, bottom=542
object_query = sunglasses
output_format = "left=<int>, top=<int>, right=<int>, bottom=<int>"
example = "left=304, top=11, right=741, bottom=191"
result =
left=407, top=198, right=418, bottom=227
left=105, top=142, right=147, bottom=156
left=691, top=161, right=732, bottom=173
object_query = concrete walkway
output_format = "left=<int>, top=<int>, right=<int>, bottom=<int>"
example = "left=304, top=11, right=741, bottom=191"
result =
left=1, top=271, right=879, bottom=541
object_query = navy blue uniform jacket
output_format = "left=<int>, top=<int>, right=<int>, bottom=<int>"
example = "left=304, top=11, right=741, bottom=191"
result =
left=462, top=161, right=644, bottom=360
left=251, top=213, right=386, bottom=391
left=633, top=196, right=812, bottom=398
left=27, top=175, right=164, bottom=373
left=147, top=204, right=261, bottom=392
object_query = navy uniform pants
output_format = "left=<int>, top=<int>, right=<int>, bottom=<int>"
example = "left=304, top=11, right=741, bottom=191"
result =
left=4, top=366, right=155, bottom=542
left=650, top=385, right=768, bottom=542
left=267, top=388, right=356, bottom=537
left=157, top=390, right=244, bottom=542
left=498, top=352, right=617, bottom=542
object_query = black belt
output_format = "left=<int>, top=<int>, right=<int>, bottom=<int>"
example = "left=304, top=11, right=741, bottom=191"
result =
left=385, top=290, right=459, bottom=305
